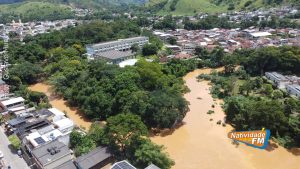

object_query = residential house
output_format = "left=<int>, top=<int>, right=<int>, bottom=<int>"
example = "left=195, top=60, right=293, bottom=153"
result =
left=74, top=147, right=113, bottom=169
left=0, top=97, right=25, bottom=111
left=32, top=140, right=73, bottom=169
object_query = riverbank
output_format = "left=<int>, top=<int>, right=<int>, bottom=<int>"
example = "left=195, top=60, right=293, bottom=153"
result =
left=151, top=68, right=300, bottom=169
left=28, top=83, right=92, bottom=130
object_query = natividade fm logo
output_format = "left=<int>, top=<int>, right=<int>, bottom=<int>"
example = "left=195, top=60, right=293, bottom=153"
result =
left=228, top=128, right=271, bottom=149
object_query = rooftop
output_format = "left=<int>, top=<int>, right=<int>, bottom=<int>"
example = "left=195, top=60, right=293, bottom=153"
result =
left=75, top=147, right=112, bottom=169
left=145, top=164, right=161, bottom=169
left=111, top=160, right=136, bottom=169
left=53, top=118, right=74, bottom=132
left=95, top=50, right=134, bottom=60
left=90, top=36, right=148, bottom=48
left=53, top=160, right=77, bottom=169
left=48, top=108, right=65, bottom=117
left=250, top=32, right=272, bottom=37
left=1, top=97, right=24, bottom=106
left=32, top=140, right=72, bottom=167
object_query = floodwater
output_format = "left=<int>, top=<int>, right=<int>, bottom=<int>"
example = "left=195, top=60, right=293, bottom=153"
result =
left=28, top=83, right=92, bottom=130
left=151, top=68, right=300, bottom=169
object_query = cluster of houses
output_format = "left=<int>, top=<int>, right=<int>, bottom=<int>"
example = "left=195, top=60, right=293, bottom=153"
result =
left=265, top=72, right=300, bottom=99
left=72, top=8, right=94, bottom=17
left=0, top=82, right=160, bottom=169
left=154, top=27, right=300, bottom=56
left=0, top=95, right=80, bottom=169
left=220, top=6, right=298, bottom=23
left=0, top=19, right=80, bottom=41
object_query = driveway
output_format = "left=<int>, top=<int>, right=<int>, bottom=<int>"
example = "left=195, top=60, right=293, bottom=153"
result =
left=0, top=127, right=30, bottom=169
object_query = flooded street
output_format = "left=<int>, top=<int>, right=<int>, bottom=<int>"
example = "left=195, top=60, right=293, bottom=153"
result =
left=151, top=68, right=300, bottom=169
left=28, top=83, right=92, bottom=130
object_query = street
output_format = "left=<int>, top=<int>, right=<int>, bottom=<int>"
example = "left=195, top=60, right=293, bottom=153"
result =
left=0, top=127, right=30, bottom=169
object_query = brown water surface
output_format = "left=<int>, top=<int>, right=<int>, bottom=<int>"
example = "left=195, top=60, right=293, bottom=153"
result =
left=28, top=83, right=92, bottom=130
left=151, top=68, right=300, bottom=169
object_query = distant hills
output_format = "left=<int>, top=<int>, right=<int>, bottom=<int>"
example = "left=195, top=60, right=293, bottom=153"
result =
left=0, top=0, right=147, bottom=7
left=0, top=0, right=147, bottom=23
left=0, top=0, right=298, bottom=22
left=146, top=0, right=298, bottom=15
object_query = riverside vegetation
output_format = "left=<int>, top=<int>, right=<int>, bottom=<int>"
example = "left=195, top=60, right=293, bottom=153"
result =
left=197, top=46, right=300, bottom=148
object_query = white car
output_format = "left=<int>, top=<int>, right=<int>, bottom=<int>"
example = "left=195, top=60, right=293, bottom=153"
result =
left=0, top=151, right=3, bottom=159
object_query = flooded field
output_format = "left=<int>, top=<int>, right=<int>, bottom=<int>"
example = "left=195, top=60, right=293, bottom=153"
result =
left=28, top=83, right=92, bottom=130
left=151, top=68, right=300, bottom=169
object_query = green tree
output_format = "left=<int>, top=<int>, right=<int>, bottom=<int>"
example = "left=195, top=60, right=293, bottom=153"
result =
left=10, top=62, right=43, bottom=84
left=136, top=60, right=164, bottom=90
left=105, top=113, right=148, bottom=158
left=262, top=84, right=273, bottom=96
left=145, top=90, right=189, bottom=128
left=131, top=43, right=140, bottom=53
left=272, top=89, right=283, bottom=99
left=0, top=40, right=4, bottom=51
left=142, top=44, right=158, bottom=56
left=168, top=37, right=177, bottom=45
left=8, top=135, right=21, bottom=150
left=88, top=123, right=107, bottom=145
left=70, top=130, right=96, bottom=156
left=134, top=140, right=175, bottom=169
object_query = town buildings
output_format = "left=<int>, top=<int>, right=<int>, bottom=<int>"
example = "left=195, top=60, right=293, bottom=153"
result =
left=0, top=19, right=80, bottom=41
left=154, top=27, right=300, bottom=55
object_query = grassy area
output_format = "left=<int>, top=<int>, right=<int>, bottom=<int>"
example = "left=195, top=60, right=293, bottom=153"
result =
left=232, top=79, right=245, bottom=95
left=158, top=0, right=227, bottom=15
left=147, top=0, right=293, bottom=15
left=0, top=1, right=74, bottom=23
left=0, top=1, right=71, bottom=14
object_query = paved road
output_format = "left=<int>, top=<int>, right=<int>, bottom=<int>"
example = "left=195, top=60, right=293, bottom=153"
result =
left=0, top=127, right=30, bottom=169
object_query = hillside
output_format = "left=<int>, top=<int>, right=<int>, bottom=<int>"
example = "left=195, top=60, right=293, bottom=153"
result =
left=146, top=0, right=297, bottom=15
left=62, top=0, right=147, bottom=8
left=0, top=0, right=148, bottom=23
left=0, top=1, right=74, bottom=23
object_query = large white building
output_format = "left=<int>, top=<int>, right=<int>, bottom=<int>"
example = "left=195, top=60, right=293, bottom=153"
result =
left=86, top=36, right=149, bottom=56
left=286, top=84, right=300, bottom=99
left=265, top=72, right=290, bottom=89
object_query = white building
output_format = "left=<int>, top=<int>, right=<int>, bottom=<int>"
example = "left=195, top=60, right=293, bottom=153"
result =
left=86, top=36, right=149, bottom=55
left=53, top=118, right=74, bottom=135
left=265, top=72, right=290, bottom=89
left=0, top=97, right=25, bottom=110
left=249, top=32, right=272, bottom=39
left=286, top=84, right=300, bottom=99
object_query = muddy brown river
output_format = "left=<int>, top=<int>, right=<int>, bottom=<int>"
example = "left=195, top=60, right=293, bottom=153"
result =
left=28, top=69, right=300, bottom=169
left=28, top=83, right=92, bottom=130
left=151, top=68, right=300, bottom=169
